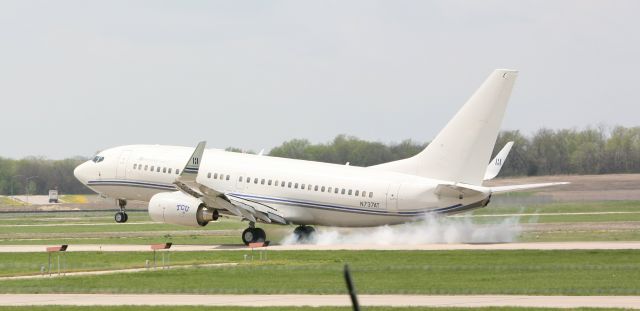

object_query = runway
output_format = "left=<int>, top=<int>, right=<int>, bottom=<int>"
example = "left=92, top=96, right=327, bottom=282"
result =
left=1, top=294, right=639, bottom=308
left=2, top=241, right=640, bottom=252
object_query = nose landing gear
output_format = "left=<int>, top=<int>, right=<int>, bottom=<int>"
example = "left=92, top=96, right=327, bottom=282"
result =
left=115, top=199, right=128, bottom=223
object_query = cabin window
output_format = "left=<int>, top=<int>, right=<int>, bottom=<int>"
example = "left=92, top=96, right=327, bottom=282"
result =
left=362, top=191, right=366, bottom=197
left=349, top=189, right=353, bottom=195
left=261, top=179, right=265, bottom=185
left=268, top=180, right=272, bottom=186
left=207, top=172, right=211, bottom=178
left=162, top=167, right=167, bottom=173
left=168, top=168, right=172, bottom=174
left=150, top=166, right=154, bottom=171
left=247, top=177, right=251, bottom=183
left=214, top=173, right=218, bottom=179
left=369, top=192, right=373, bottom=198
left=294, top=183, right=299, bottom=189
left=314, top=185, right=319, bottom=191
left=220, top=174, right=225, bottom=180
left=133, top=164, right=137, bottom=169
left=301, top=184, right=305, bottom=190
left=341, top=189, right=345, bottom=195
left=226, top=175, right=230, bottom=181
left=308, top=184, right=312, bottom=191
left=355, top=190, right=359, bottom=196
left=328, top=187, right=332, bottom=193
left=156, top=167, right=160, bottom=172
left=281, top=181, right=286, bottom=187
left=239, top=176, right=243, bottom=182
left=254, top=178, right=258, bottom=184
left=321, top=186, right=325, bottom=192
left=176, top=169, right=180, bottom=174
left=288, top=182, right=292, bottom=188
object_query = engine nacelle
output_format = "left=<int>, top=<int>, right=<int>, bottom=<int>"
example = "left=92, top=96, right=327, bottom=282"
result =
left=148, top=191, right=219, bottom=227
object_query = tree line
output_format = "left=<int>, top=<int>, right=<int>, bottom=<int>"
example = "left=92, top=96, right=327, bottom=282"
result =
left=1, top=126, right=639, bottom=195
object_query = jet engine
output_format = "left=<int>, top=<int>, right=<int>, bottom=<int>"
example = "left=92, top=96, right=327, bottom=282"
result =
left=148, top=191, right=219, bottom=227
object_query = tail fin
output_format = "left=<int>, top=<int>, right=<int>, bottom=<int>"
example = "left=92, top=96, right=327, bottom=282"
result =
left=371, top=69, right=518, bottom=185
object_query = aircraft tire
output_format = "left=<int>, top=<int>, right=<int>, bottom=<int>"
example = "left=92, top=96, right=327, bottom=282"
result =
left=242, top=227, right=266, bottom=245
left=294, top=225, right=315, bottom=243
left=115, top=211, right=126, bottom=223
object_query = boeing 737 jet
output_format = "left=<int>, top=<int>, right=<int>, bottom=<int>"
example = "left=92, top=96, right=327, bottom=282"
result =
left=74, top=69, right=567, bottom=245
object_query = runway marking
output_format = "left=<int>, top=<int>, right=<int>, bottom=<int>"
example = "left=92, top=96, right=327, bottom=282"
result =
left=0, top=222, right=159, bottom=227
left=2, top=241, right=640, bottom=252
left=456, top=211, right=640, bottom=217
left=0, top=294, right=639, bottom=308
left=0, top=263, right=237, bottom=280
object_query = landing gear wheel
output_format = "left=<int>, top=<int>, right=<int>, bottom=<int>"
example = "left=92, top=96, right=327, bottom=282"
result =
left=115, top=211, right=128, bottom=223
left=242, top=227, right=267, bottom=245
left=115, top=199, right=128, bottom=223
left=293, top=225, right=316, bottom=243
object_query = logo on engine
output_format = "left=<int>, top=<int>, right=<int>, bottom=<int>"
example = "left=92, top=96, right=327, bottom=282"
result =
left=176, top=204, right=190, bottom=215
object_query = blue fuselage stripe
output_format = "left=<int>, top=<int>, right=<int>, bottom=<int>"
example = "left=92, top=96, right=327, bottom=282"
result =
left=87, top=179, right=475, bottom=217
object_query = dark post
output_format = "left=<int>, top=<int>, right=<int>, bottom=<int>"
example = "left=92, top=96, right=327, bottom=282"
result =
left=344, top=264, right=360, bottom=311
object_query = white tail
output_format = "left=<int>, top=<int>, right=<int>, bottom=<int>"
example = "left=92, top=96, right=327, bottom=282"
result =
left=371, top=69, right=518, bottom=185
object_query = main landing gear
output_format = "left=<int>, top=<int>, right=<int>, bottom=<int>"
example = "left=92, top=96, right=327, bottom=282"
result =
left=293, top=225, right=316, bottom=243
left=115, top=199, right=128, bottom=223
left=242, top=222, right=266, bottom=245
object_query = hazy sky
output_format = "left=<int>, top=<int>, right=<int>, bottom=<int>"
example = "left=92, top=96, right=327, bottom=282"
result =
left=1, top=1, right=638, bottom=159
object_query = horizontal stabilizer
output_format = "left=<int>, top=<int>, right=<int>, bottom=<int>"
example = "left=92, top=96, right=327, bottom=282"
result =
left=435, top=183, right=489, bottom=198
left=490, top=182, right=570, bottom=194
left=484, top=141, right=514, bottom=181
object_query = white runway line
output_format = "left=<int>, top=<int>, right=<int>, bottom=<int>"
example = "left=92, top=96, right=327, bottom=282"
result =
left=0, top=222, right=158, bottom=227
left=2, top=241, right=640, bottom=252
left=0, top=263, right=237, bottom=281
left=454, top=211, right=640, bottom=217
left=1, top=294, right=639, bottom=308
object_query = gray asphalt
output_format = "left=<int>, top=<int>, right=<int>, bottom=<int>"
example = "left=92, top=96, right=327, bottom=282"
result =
left=1, top=294, right=639, bottom=308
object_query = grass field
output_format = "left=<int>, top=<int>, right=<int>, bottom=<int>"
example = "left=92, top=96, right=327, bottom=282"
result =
left=1, top=250, right=639, bottom=296
left=0, top=307, right=629, bottom=311
left=0, top=196, right=24, bottom=206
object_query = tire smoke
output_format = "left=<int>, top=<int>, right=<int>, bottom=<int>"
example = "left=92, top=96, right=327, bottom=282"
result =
left=281, top=214, right=522, bottom=245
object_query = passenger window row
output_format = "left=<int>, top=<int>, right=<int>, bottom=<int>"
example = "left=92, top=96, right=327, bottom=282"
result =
left=207, top=172, right=231, bottom=181
left=235, top=175, right=373, bottom=198
left=132, top=163, right=180, bottom=175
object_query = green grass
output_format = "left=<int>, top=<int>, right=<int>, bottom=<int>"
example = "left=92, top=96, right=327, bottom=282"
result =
left=1, top=250, right=640, bottom=295
left=0, top=235, right=241, bottom=245
left=58, top=195, right=90, bottom=204
left=0, top=307, right=628, bottom=311
left=0, top=196, right=24, bottom=206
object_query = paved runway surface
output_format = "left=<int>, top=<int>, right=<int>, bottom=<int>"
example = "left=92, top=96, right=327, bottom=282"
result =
left=1, top=294, right=639, bottom=308
left=2, top=241, right=640, bottom=252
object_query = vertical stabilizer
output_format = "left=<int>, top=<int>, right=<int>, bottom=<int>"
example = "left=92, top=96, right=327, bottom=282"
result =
left=372, top=69, right=518, bottom=185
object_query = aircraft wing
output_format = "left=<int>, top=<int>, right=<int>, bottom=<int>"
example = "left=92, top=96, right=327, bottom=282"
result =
left=174, top=141, right=287, bottom=225
left=489, top=182, right=570, bottom=194
left=483, top=141, right=514, bottom=181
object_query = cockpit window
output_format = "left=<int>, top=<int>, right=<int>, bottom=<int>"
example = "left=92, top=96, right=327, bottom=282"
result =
left=92, top=156, right=105, bottom=163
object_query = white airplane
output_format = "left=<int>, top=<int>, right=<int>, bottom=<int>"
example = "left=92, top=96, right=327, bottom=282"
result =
left=74, top=69, right=567, bottom=245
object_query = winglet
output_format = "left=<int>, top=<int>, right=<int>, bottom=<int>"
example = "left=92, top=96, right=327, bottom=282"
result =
left=483, top=141, right=514, bottom=181
left=181, top=141, right=206, bottom=178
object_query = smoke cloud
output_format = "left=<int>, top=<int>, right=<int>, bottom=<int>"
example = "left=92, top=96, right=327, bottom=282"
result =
left=281, top=214, right=522, bottom=245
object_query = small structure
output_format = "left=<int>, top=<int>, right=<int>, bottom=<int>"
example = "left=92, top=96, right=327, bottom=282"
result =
left=150, top=243, right=172, bottom=270
left=48, top=190, right=59, bottom=203
left=46, top=245, right=68, bottom=276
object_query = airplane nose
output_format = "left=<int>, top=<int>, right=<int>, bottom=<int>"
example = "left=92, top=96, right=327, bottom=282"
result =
left=74, top=162, right=89, bottom=184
